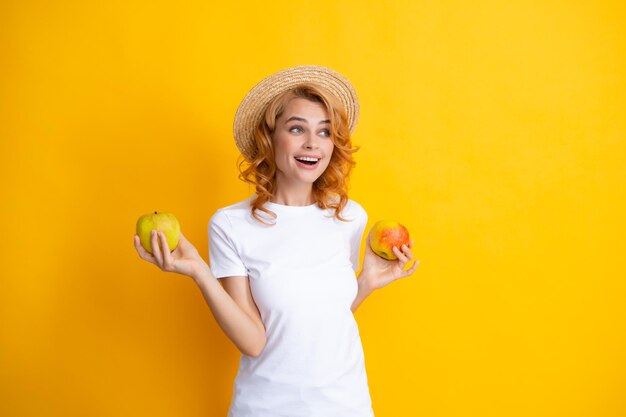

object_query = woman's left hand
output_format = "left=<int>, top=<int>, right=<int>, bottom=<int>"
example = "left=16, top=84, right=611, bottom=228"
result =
left=360, top=231, right=420, bottom=291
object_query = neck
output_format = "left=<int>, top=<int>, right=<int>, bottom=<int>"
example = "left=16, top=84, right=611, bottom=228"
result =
left=271, top=176, right=315, bottom=206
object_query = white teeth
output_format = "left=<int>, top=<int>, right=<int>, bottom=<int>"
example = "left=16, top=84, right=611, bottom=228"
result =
left=295, top=156, right=320, bottom=162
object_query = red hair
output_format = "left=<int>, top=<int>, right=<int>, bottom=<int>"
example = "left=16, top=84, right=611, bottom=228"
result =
left=237, top=83, right=360, bottom=225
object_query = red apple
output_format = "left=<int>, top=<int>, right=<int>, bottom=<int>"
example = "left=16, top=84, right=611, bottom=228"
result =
left=370, top=220, right=410, bottom=260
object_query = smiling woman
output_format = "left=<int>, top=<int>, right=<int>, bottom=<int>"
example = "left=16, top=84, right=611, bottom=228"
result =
left=238, top=82, right=359, bottom=224
left=209, top=69, right=381, bottom=416
left=271, top=96, right=335, bottom=193
left=134, top=65, right=420, bottom=417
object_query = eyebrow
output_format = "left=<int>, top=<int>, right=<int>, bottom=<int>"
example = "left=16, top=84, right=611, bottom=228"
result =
left=285, top=116, right=330, bottom=125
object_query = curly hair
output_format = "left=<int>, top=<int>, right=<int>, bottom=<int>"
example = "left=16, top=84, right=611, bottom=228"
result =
left=237, top=82, right=360, bottom=225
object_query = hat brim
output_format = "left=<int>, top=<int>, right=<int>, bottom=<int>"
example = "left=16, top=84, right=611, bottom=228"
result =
left=233, top=65, right=360, bottom=161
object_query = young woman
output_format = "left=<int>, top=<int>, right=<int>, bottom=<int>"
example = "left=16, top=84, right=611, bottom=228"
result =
left=134, top=65, right=419, bottom=417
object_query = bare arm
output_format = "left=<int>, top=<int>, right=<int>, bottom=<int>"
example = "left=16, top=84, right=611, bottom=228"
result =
left=351, top=270, right=375, bottom=313
left=192, top=264, right=266, bottom=357
left=134, top=231, right=265, bottom=357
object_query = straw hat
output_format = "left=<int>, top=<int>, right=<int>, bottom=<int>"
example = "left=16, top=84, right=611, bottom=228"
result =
left=233, top=65, right=360, bottom=161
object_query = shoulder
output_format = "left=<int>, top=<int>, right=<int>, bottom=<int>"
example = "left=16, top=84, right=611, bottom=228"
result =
left=209, top=196, right=254, bottom=227
left=341, top=198, right=368, bottom=221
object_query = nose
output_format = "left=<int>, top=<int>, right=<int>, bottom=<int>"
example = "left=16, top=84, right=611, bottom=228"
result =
left=302, top=131, right=319, bottom=149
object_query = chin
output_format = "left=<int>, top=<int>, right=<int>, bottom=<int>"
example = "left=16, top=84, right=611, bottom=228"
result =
left=300, top=174, right=322, bottom=184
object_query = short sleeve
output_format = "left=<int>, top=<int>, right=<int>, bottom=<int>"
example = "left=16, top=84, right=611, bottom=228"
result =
left=208, top=210, right=248, bottom=279
left=350, top=204, right=368, bottom=272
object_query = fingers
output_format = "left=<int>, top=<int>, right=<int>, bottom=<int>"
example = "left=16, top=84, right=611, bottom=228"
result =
left=134, top=232, right=175, bottom=273
left=158, top=231, right=174, bottom=271
left=402, top=259, right=421, bottom=277
left=392, top=246, right=407, bottom=266
left=404, top=243, right=414, bottom=259
left=151, top=230, right=163, bottom=267
left=392, top=244, right=413, bottom=266
left=134, top=234, right=155, bottom=261
left=178, top=231, right=189, bottom=248
left=392, top=243, right=420, bottom=278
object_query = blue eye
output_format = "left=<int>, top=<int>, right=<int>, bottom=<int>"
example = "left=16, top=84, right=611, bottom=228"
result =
left=288, top=126, right=331, bottom=137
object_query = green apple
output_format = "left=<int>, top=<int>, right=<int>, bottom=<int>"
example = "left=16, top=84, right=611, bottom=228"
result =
left=136, top=211, right=180, bottom=254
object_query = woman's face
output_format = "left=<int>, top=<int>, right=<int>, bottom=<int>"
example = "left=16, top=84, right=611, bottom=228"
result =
left=271, top=97, right=334, bottom=187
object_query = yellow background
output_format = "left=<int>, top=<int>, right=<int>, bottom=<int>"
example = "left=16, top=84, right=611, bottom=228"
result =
left=2, top=1, right=625, bottom=416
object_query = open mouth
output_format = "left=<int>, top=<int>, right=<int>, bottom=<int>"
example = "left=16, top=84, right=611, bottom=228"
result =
left=294, top=156, right=321, bottom=167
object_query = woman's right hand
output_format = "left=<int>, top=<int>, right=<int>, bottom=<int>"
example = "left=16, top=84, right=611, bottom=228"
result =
left=134, top=230, right=207, bottom=279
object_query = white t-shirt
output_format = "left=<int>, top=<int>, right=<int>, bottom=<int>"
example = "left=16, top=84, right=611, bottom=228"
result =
left=208, top=195, right=374, bottom=417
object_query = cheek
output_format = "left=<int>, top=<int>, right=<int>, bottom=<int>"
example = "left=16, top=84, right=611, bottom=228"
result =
left=321, top=154, right=333, bottom=170
left=272, top=136, right=290, bottom=158
left=326, top=141, right=335, bottom=156
left=324, top=144, right=334, bottom=160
